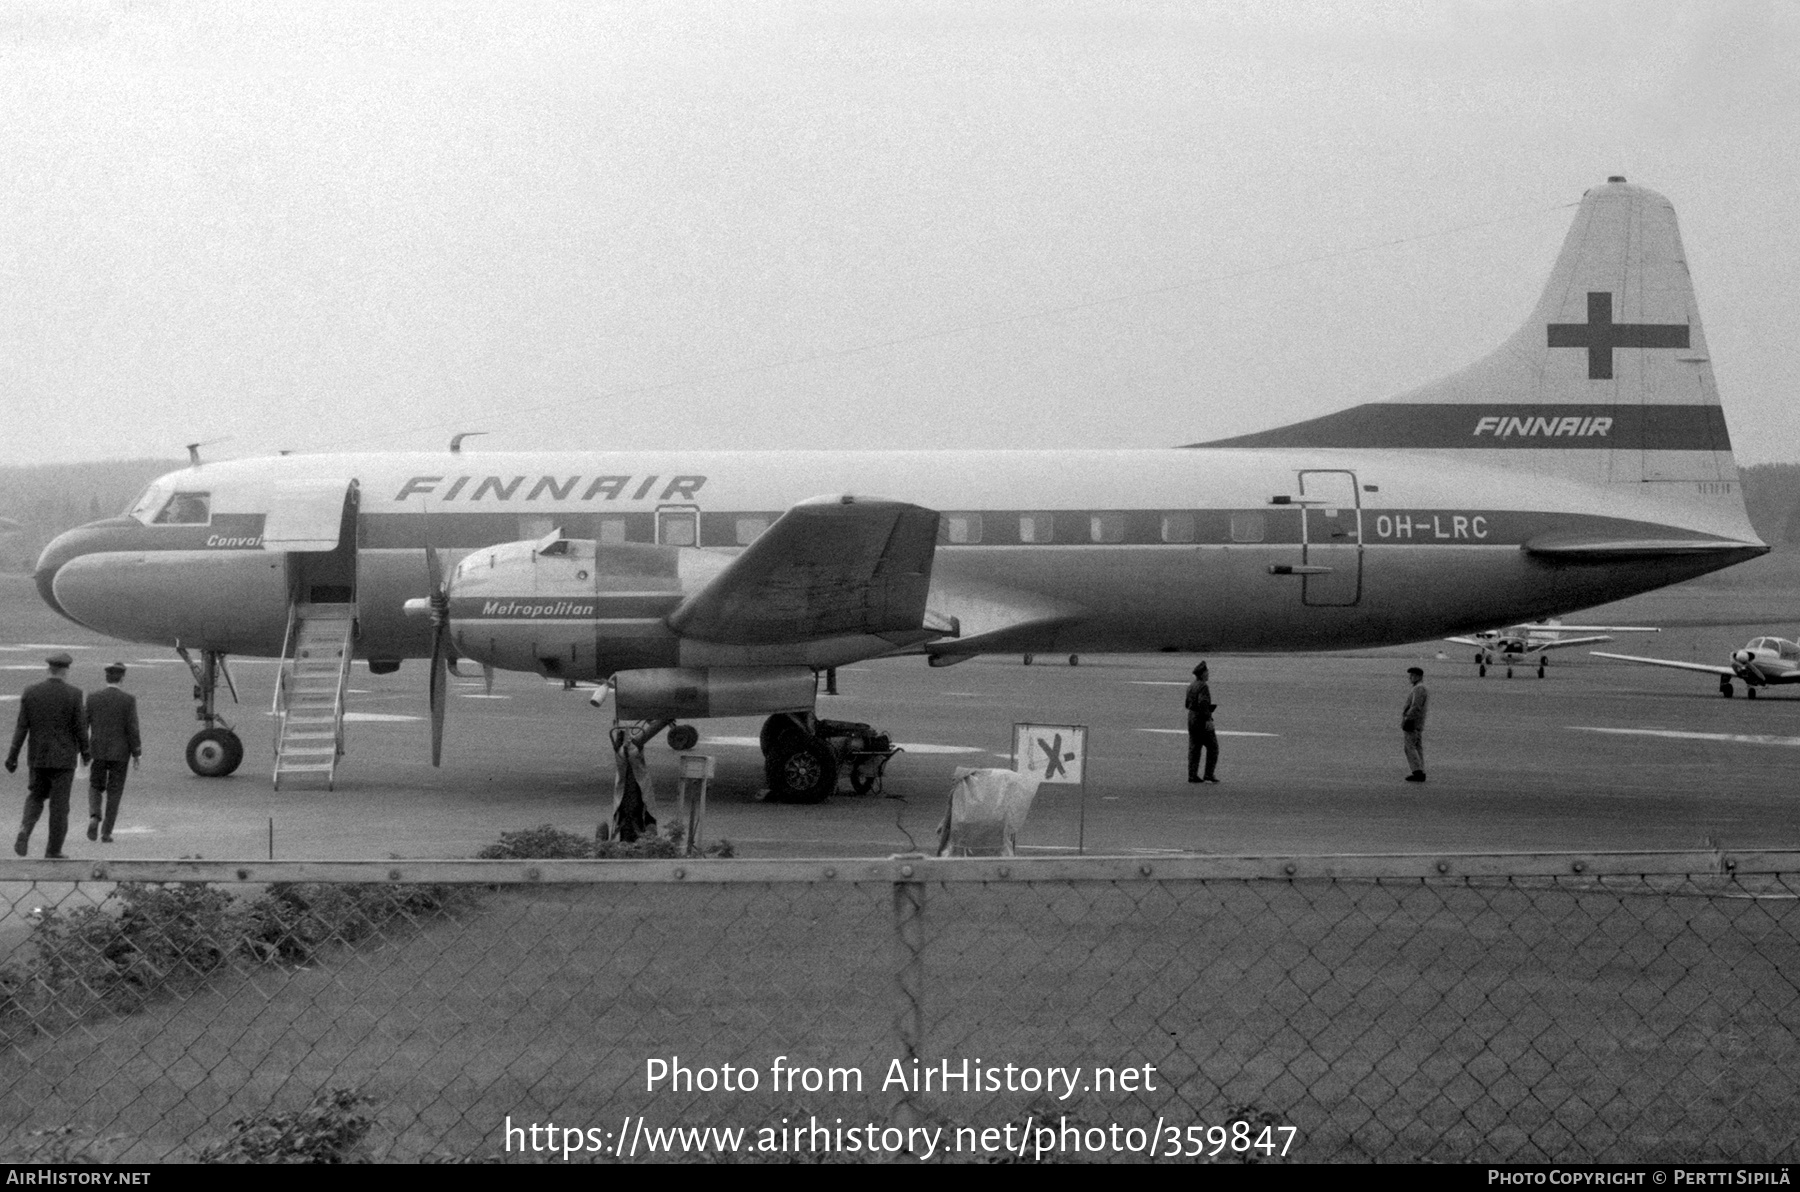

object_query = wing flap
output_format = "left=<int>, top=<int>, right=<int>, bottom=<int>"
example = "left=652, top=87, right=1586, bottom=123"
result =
left=668, top=496, right=941, bottom=645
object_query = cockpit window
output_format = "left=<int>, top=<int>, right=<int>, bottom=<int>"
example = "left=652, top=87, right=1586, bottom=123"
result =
left=126, top=480, right=172, bottom=522
left=152, top=491, right=211, bottom=525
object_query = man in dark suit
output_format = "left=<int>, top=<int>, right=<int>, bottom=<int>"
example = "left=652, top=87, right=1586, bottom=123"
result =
left=1184, top=661, right=1220, bottom=784
left=86, top=662, right=141, bottom=844
left=7, top=651, right=90, bottom=859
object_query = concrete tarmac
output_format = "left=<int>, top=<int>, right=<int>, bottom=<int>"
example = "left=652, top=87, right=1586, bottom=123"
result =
left=2, top=573, right=1796, bottom=862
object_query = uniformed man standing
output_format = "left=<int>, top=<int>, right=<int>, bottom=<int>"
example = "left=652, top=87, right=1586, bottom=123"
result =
left=6, top=651, right=90, bottom=858
left=86, top=662, right=141, bottom=844
left=1402, top=666, right=1429, bottom=783
left=1185, top=661, right=1220, bottom=784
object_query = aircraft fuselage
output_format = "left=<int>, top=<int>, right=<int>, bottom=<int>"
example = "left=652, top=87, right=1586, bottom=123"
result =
left=36, top=447, right=1764, bottom=673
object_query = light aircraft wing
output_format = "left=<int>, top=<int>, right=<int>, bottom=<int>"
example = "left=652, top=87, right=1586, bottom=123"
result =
left=1444, top=636, right=1491, bottom=648
left=1524, top=635, right=1617, bottom=653
left=667, top=496, right=943, bottom=645
left=1588, top=651, right=1736, bottom=677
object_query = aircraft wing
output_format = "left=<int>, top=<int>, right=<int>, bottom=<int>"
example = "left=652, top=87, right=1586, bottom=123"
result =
left=667, top=496, right=944, bottom=645
left=1525, top=635, right=1616, bottom=653
left=1444, top=636, right=1491, bottom=648
left=1588, top=651, right=1736, bottom=677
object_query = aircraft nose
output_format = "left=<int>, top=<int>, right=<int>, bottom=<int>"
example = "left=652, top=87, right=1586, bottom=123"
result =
left=1732, top=650, right=1754, bottom=667
left=34, top=520, right=137, bottom=626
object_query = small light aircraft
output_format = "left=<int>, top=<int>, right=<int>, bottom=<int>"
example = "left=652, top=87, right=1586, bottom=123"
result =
left=30, top=179, right=1770, bottom=798
left=1446, top=619, right=1659, bottom=678
left=1591, top=638, right=1800, bottom=698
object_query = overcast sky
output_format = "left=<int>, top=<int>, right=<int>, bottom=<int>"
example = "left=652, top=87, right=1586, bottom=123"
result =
left=2, top=0, right=1795, bottom=467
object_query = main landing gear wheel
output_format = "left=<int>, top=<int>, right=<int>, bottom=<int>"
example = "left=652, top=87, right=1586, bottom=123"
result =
left=1538, top=659, right=1547, bottom=679
left=1748, top=687, right=1758, bottom=700
left=1720, top=677, right=1735, bottom=698
left=667, top=724, right=699, bottom=751
left=187, top=728, right=244, bottom=778
left=767, top=736, right=837, bottom=804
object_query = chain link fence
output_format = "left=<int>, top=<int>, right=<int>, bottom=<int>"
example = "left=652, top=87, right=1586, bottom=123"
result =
left=2, top=852, right=1797, bottom=1163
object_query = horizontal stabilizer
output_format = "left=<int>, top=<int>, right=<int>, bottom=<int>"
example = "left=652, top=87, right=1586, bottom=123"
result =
left=668, top=496, right=941, bottom=645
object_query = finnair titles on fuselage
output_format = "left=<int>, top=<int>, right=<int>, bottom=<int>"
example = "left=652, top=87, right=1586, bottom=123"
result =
left=31, top=178, right=1768, bottom=780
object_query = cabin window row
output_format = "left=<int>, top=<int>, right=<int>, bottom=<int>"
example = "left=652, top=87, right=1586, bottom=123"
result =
left=938, top=511, right=1266, bottom=545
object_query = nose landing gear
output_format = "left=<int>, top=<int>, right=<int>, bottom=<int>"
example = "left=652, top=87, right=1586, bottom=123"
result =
left=177, top=646, right=244, bottom=777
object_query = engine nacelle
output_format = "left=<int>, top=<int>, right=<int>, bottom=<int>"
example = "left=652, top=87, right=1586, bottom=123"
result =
left=441, top=535, right=722, bottom=678
left=613, top=666, right=817, bottom=720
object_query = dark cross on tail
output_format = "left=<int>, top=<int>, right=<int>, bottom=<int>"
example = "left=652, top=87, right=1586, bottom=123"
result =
left=1547, top=291, right=1689, bottom=380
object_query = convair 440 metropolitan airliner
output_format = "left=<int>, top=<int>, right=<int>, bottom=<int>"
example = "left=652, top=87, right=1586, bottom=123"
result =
left=34, top=178, right=1766, bottom=798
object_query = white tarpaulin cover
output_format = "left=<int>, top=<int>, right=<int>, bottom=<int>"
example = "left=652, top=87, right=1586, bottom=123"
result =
left=262, top=479, right=353, bottom=550
left=936, top=767, right=1040, bottom=857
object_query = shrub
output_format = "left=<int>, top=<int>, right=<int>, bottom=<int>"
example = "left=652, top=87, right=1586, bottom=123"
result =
left=477, top=823, right=734, bottom=860
left=196, top=1087, right=375, bottom=1164
left=24, top=883, right=248, bottom=1016
left=2, top=881, right=472, bottom=1032
left=243, top=882, right=471, bottom=965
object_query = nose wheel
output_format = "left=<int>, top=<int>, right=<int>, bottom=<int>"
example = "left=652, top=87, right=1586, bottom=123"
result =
left=186, top=728, right=245, bottom=778
left=177, top=646, right=244, bottom=776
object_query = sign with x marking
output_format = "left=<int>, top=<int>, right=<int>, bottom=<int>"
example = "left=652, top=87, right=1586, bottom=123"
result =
left=1012, top=723, right=1087, bottom=785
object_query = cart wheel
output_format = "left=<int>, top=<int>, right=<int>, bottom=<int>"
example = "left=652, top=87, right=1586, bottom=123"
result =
left=850, top=761, right=878, bottom=796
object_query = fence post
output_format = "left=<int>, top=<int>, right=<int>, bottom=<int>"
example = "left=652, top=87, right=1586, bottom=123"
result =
left=893, top=872, right=926, bottom=1130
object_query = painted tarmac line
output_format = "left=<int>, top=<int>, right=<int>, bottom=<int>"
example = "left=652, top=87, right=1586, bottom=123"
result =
left=1138, top=728, right=1281, bottom=738
left=1128, top=681, right=1192, bottom=686
left=342, top=712, right=423, bottom=723
left=1572, top=726, right=1800, bottom=748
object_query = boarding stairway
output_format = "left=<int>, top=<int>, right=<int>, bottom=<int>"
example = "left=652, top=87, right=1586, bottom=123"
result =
left=272, top=602, right=356, bottom=790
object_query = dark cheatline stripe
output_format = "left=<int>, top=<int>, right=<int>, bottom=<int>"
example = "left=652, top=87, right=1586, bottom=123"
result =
left=1187, top=403, right=1731, bottom=451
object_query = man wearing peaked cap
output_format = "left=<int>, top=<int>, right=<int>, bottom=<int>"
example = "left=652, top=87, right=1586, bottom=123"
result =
left=7, top=651, right=90, bottom=859
left=1402, top=666, right=1429, bottom=784
left=1184, top=661, right=1220, bottom=785
left=86, top=662, right=141, bottom=844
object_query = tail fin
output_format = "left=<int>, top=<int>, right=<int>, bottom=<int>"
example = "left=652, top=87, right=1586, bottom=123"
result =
left=1198, top=178, right=1739, bottom=492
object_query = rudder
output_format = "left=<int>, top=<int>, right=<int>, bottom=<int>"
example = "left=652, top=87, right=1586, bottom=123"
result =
left=1197, top=177, right=1738, bottom=494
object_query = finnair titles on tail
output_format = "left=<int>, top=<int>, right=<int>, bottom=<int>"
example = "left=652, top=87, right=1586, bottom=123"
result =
left=33, top=179, right=1768, bottom=788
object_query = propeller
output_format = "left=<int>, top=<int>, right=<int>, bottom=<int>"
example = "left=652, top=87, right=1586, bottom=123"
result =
left=426, top=545, right=451, bottom=766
